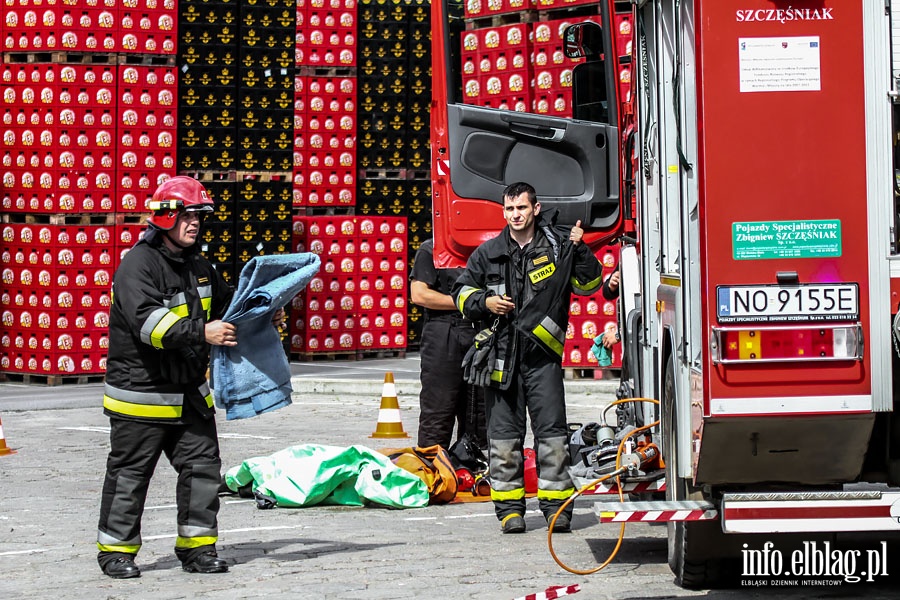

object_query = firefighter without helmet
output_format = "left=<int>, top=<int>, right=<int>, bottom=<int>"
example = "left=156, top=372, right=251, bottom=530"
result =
left=147, top=176, right=214, bottom=231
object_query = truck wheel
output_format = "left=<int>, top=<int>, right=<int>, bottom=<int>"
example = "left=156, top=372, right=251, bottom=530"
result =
left=663, top=354, right=724, bottom=588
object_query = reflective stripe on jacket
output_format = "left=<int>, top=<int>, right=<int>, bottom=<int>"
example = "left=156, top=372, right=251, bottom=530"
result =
left=103, top=235, right=232, bottom=423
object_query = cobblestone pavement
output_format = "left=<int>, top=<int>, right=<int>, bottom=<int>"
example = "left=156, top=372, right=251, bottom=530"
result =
left=0, top=358, right=898, bottom=599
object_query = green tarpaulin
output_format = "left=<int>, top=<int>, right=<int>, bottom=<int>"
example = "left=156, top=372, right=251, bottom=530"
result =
left=225, top=444, right=430, bottom=509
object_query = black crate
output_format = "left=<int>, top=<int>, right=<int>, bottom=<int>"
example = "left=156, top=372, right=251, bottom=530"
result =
left=239, top=5, right=296, bottom=26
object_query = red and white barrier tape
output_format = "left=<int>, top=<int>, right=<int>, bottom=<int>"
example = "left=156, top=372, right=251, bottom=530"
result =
left=513, top=583, right=581, bottom=600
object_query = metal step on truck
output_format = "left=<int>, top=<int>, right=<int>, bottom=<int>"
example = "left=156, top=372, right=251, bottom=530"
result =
left=430, top=0, right=900, bottom=588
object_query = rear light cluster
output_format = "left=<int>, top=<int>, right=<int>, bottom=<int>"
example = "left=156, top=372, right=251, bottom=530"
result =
left=711, top=325, right=864, bottom=364
left=563, top=244, right=621, bottom=370
left=290, top=215, right=408, bottom=354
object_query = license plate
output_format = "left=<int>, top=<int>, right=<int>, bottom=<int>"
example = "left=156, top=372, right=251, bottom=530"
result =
left=716, top=284, right=859, bottom=323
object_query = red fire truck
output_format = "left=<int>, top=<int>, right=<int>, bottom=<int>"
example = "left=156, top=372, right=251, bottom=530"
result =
left=431, top=0, right=900, bottom=587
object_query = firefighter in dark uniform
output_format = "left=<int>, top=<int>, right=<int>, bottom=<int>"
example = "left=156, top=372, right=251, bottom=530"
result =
left=452, top=182, right=602, bottom=534
left=97, top=176, right=236, bottom=578
left=410, top=238, right=487, bottom=451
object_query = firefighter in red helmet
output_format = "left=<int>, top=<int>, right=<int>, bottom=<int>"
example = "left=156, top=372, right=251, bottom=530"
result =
left=97, top=176, right=235, bottom=578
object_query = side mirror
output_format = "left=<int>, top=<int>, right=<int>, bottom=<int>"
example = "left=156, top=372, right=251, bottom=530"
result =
left=563, top=21, right=604, bottom=60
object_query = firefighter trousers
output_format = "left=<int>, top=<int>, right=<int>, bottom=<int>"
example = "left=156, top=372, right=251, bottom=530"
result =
left=418, top=317, right=487, bottom=450
left=97, top=416, right=222, bottom=566
left=486, top=348, right=574, bottom=522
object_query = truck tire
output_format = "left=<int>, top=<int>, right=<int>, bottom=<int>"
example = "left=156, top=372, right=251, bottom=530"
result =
left=663, top=353, right=724, bottom=588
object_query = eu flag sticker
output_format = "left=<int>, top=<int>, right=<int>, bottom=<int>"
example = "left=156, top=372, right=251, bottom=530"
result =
left=717, top=288, right=731, bottom=316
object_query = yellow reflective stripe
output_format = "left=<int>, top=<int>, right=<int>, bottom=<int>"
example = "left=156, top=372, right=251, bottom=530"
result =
left=491, top=487, right=526, bottom=502
left=501, top=513, right=524, bottom=526
left=175, top=536, right=218, bottom=549
left=104, top=396, right=183, bottom=419
left=456, top=286, right=479, bottom=314
left=571, top=273, right=603, bottom=294
left=533, top=324, right=564, bottom=357
left=171, top=304, right=189, bottom=318
left=97, top=543, right=140, bottom=554
left=197, top=284, right=213, bottom=318
left=149, top=311, right=183, bottom=348
left=203, top=390, right=214, bottom=409
left=537, top=487, right=575, bottom=501
left=490, top=369, right=503, bottom=382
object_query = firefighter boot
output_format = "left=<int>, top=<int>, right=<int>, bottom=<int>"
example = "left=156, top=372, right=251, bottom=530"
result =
left=99, top=553, right=141, bottom=579
left=501, top=513, right=526, bottom=534
left=182, top=551, right=229, bottom=574
left=547, top=511, right=571, bottom=533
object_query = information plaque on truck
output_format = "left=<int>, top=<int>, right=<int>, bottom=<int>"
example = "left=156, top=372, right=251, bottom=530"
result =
left=716, top=283, right=859, bottom=323
left=732, top=219, right=841, bottom=260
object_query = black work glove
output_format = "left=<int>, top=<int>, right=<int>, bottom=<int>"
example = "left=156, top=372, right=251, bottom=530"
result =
left=462, top=326, right=496, bottom=386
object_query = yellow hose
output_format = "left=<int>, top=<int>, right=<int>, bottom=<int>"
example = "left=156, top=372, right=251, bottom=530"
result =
left=547, top=397, right=660, bottom=575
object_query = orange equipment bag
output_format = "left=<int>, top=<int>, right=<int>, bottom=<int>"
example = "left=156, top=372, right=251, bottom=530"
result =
left=380, top=444, right=459, bottom=504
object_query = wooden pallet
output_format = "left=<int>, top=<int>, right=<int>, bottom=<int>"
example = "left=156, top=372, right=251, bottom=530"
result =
left=295, top=205, right=356, bottom=216
left=291, top=351, right=358, bottom=362
left=356, top=349, right=407, bottom=360
left=563, top=367, right=621, bottom=380
left=235, top=171, right=293, bottom=183
left=0, top=372, right=105, bottom=386
left=465, top=11, right=537, bottom=29
left=116, top=53, right=176, bottom=66
left=2, top=51, right=118, bottom=64
left=298, top=65, right=358, bottom=78
left=0, top=212, right=120, bottom=225
left=358, top=168, right=407, bottom=180
left=179, top=171, right=239, bottom=183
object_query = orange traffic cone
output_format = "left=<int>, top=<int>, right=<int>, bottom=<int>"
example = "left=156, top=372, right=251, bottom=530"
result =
left=0, top=414, right=16, bottom=456
left=370, top=372, right=409, bottom=438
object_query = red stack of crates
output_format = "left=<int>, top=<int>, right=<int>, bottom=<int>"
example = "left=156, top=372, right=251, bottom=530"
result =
left=304, top=76, right=357, bottom=208
left=613, top=11, right=633, bottom=104
left=0, top=4, right=179, bottom=378
left=290, top=214, right=407, bottom=354
left=116, top=64, right=178, bottom=214
left=0, top=222, right=115, bottom=376
left=563, top=244, right=621, bottom=370
left=530, top=16, right=599, bottom=116
left=294, top=0, right=358, bottom=208
left=0, top=61, right=178, bottom=217
left=461, top=23, right=531, bottom=112
left=459, top=11, right=602, bottom=118
left=1, top=0, right=177, bottom=54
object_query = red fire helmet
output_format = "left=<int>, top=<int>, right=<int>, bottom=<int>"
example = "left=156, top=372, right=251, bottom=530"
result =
left=146, top=176, right=214, bottom=231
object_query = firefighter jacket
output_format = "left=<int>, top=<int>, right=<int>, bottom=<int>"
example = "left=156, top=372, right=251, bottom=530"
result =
left=103, top=233, right=233, bottom=423
left=453, top=208, right=603, bottom=390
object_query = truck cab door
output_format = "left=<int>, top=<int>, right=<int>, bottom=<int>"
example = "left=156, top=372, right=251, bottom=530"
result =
left=431, top=1, right=623, bottom=267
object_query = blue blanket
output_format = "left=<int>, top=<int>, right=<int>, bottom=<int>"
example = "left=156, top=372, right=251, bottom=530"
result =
left=212, top=253, right=321, bottom=420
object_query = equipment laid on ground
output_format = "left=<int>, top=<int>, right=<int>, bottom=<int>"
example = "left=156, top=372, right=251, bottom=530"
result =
left=429, top=0, right=900, bottom=587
